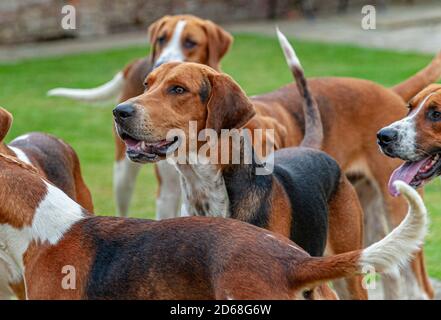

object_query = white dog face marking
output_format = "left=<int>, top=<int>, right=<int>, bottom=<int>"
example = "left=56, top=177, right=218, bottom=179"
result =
left=154, top=20, right=187, bottom=68
left=378, top=93, right=435, bottom=161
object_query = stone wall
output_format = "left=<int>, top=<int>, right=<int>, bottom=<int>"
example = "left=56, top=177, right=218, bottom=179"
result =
left=0, top=0, right=431, bottom=44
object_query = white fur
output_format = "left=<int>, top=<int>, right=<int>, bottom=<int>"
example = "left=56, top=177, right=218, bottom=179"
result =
left=32, top=181, right=85, bottom=245
left=360, top=181, right=428, bottom=273
left=0, top=180, right=85, bottom=296
left=10, top=134, right=30, bottom=143
left=8, top=146, right=31, bottom=164
left=155, top=161, right=182, bottom=220
left=113, top=157, right=142, bottom=217
left=47, top=72, right=124, bottom=103
left=154, top=20, right=187, bottom=67
left=276, top=27, right=301, bottom=69
left=175, top=163, right=229, bottom=218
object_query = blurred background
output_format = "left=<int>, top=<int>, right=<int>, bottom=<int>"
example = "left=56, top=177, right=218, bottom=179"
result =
left=0, top=0, right=441, bottom=296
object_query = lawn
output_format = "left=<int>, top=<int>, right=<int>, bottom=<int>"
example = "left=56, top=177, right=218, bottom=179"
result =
left=1, top=33, right=440, bottom=278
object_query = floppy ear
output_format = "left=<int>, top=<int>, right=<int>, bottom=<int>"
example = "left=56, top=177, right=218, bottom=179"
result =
left=147, top=16, right=170, bottom=64
left=206, top=73, right=256, bottom=134
left=202, top=20, right=233, bottom=71
left=0, top=107, right=13, bottom=143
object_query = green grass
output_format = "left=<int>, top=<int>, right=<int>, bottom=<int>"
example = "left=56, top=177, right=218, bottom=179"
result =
left=1, top=33, right=440, bottom=278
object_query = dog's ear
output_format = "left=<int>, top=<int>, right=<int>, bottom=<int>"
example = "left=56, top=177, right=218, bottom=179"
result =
left=147, top=16, right=170, bottom=64
left=206, top=73, right=255, bottom=134
left=202, top=21, right=233, bottom=71
left=0, top=107, right=13, bottom=143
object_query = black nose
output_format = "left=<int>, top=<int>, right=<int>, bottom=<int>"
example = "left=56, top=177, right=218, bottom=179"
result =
left=113, top=103, right=135, bottom=120
left=377, top=128, right=398, bottom=145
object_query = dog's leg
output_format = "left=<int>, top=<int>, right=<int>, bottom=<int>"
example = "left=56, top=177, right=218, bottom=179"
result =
left=327, top=176, right=368, bottom=300
left=155, top=161, right=182, bottom=220
left=114, top=156, right=142, bottom=217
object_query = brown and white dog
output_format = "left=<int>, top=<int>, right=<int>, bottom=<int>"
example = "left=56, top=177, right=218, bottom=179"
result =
left=47, top=14, right=441, bottom=298
left=0, top=107, right=93, bottom=299
left=47, top=15, right=233, bottom=219
left=0, top=152, right=429, bottom=299
left=113, top=26, right=441, bottom=299
left=378, top=84, right=441, bottom=194
left=112, top=35, right=364, bottom=299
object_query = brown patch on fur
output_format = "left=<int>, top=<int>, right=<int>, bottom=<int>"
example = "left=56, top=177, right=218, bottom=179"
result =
left=0, top=153, right=46, bottom=228
left=267, top=180, right=292, bottom=237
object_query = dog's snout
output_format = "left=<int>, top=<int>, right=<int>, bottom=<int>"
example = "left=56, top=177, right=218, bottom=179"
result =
left=377, top=128, right=398, bottom=146
left=113, top=103, right=135, bottom=120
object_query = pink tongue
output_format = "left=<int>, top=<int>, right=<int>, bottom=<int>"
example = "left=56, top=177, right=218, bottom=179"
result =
left=388, top=158, right=429, bottom=196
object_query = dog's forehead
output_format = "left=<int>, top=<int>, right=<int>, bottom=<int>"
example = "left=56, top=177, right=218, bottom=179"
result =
left=149, top=63, right=212, bottom=85
left=159, top=15, right=205, bottom=37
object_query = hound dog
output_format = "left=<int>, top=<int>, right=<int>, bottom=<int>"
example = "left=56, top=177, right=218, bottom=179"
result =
left=48, top=15, right=233, bottom=219
left=378, top=84, right=441, bottom=193
left=49, top=17, right=441, bottom=298
left=113, top=33, right=370, bottom=298
left=0, top=152, right=429, bottom=299
left=0, top=107, right=93, bottom=299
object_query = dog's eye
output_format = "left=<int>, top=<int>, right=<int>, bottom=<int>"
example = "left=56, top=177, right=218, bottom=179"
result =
left=302, top=289, right=313, bottom=300
left=183, top=39, right=197, bottom=49
left=428, top=109, right=441, bottom=121
left=157, top=35, right=167, bottom=45
left=169, top=86, right=186, bottom=95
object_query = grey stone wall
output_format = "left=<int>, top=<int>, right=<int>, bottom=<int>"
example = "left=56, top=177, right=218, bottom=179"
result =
left=0, top=0, right=431, bottom=44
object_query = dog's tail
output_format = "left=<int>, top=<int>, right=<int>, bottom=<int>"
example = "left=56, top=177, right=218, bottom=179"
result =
left=47, top=71, right=125, bottom=103
left=276, top=28, right=323, bottom=149
left=291, top=181, right=428, bottom=288
left=393, top=51, right=441, bottom=102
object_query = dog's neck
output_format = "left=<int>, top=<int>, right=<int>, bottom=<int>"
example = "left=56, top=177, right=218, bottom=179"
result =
left=175, top=160, right=230, bottom=217
left=0, top=181, right=86, bottom=286
left=174, top=138, right=273, bottom=224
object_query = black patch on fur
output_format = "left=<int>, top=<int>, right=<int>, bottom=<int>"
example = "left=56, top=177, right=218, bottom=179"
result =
left=223, top=144, right=340, bottom=257
left=223, top=161, right=273, bottom=229
left=82, top=217, right=216, bottom=299
left=199, top=78, right=211, bottom=103
left=273, top=148, right=341, bottom=256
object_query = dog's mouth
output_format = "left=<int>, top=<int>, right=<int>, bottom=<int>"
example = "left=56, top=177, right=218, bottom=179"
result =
left=119, top=131, right=180, bottom=163
left=388, top=153, right=441, bottom=196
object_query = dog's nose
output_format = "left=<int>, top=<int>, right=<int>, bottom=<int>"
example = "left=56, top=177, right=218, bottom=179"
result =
left=377, top=128, right=398, bottom=145
left=113, top=103, right=135, bottom=120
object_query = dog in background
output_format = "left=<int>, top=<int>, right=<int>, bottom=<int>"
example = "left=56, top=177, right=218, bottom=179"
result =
left=0, top=107, right=93, bottom=299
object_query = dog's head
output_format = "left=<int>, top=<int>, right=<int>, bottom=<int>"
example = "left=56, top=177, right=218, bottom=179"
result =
left=113, top=62, right=256, bottom=163
left=148, top=15, right=233, bottom=71
left=377, top=84, right=441, bottom=195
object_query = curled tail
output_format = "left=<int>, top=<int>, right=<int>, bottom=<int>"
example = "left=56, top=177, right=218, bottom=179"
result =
left=276, top=28, right=323, bottom=149
left=291, top=181, right=428, bottom=287
left=393, top=51, right=441, bottom=102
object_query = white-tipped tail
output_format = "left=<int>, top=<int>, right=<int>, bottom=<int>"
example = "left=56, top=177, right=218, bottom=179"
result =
left=360, top=181, right=428, bottom=273
left=276, top=27, right=301, bottom=69
left=47, top=72, right=124, bottom=103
